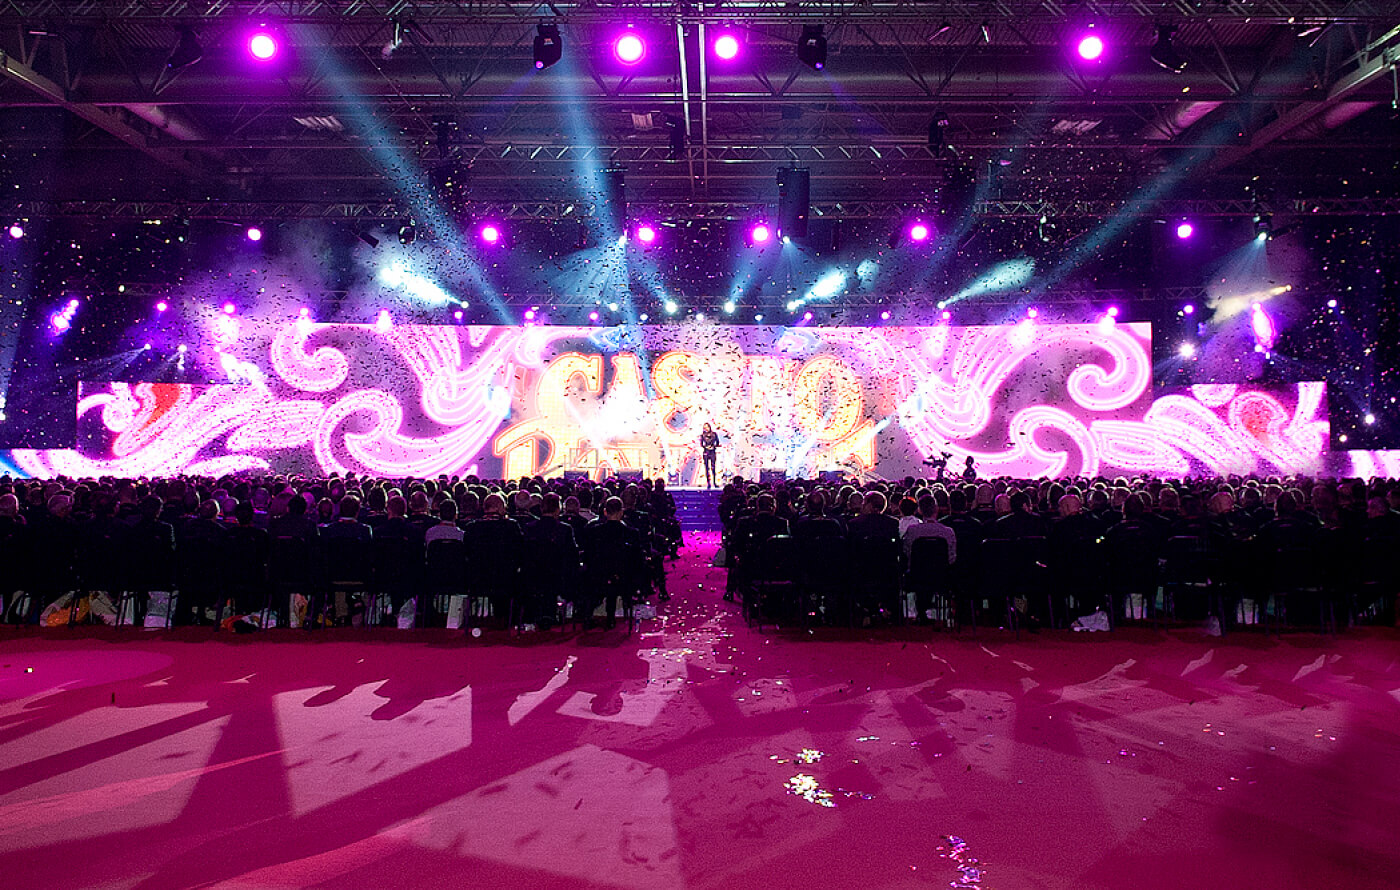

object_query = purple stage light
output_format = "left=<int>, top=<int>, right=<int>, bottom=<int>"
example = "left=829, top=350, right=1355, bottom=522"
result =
left=222, top=302, right=237, bottom=315
left=523, top=309, right=536, bottom=322
left=248, top=31, right=279, bottom=61
left=143, top=342, right=152, bottom=351
left=375, top=310, right=392, bottom=333
left=908, top=222, right=931, bottom=242
left=750, top=223, right=771, bottom=244
left=453, top=310, right=464, bottom=321
left=713, top=33, right=740, bottom=60
left=1252, top=303, right=1276, bottom=350
left=804, top=311, right=814, bottom=321
left=1076, top=33, right=1104, bottom=61
left=7, top=224, right=22, bottom=239
left=1106, top=306, right=1120, bottom=318
left=1176, top=221, right=1195, bottom=240
left=941, top=310, right=952, bottom=321
left=614, top=31, right=645, bottom=64
left=636, top=224, right=657, bottom=244
left=1027, top=307, right=1039, bottom=318
left=880, top=311, right=891, bottom=321
left=50, top=313, right=69, bottom=332
left=1183, top=304, right=1195, bottom=315
left=246, top=226, right=263, bottom=242
left=479, top=223, right=501, bottom=244
left=155, top=300, right=168, bottom=313
left=588, top=311, right=600, bottom=322
left=298, top=307, right=311, bottom=317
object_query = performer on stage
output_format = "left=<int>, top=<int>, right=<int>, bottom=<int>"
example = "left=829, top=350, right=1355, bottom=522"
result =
left=961, top=455, right=978, bottom=482
left=700, top=423, right=720, bottom=488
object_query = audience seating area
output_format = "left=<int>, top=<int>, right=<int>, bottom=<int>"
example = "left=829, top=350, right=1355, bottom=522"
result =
left=0, top=474, right=681, bottom=634
left=721, top=474, right=1400, bottom=634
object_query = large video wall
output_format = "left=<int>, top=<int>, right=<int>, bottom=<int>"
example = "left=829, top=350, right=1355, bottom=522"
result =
left=1, top=319, right=1342, bottom=481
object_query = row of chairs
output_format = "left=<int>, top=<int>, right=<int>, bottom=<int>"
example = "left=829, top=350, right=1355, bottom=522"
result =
left=2, top=531, right=657, bottom=635
left=732, top=526, right=1400, bottom=635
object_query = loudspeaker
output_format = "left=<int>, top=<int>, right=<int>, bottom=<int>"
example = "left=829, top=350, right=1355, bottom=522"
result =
left=600, top=168, right=626, bottom=236
left=759, top=469, right=786, bottom=485
left=614, top=469, right=644, bottom=482
left=777, top=167, right=810, bottom=240
left=562, top=470, right=589, bottom=482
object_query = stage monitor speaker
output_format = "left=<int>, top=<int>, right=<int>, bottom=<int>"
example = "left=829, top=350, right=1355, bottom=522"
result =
left=562, top=470, right=589, bottom=482
left=818, top=470, right=844, bottom=484
left=614, top=468, right=644, bottom=481
left=759, top=469, right=787, bottom=485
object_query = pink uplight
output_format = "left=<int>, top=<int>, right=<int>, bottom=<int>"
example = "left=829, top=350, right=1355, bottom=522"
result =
left=750, top=223, right=771, bottom=244
left=7, top=224, right=22, bottom=239
left=908, top=222, right=931, bottom=242
left=223, top=302, right=237, bottom=315
left=249, top=31, right=279, bottom=61
left=523, top=309, right=537, bottom=322
left=1076, top=33, right=1104, bottom=61
left=246, top=226, right=263, bottom=242
left=1027, top=307, right=1039, bottom=318
left=1176, top=221, right=1195, bottom=240
left=1107, top=306, right=1120, bottom=318
left=480, top=224, right=501, bottom=244
left=588, top=311, right=600, bottom=323
left=713, top=34, right=740, bottom=60
left=636, top=224, right=657, bottom=244
left=614, top=32, right=645, bottom=64
left=155, top=300, right=169, bottom=313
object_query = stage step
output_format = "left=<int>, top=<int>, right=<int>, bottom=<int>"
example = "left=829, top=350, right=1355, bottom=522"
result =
left=670, top=487, right=725, bottom=532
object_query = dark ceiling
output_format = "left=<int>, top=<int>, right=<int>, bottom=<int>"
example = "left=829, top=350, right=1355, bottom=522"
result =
left=1, top=1, right=1398, bottom=222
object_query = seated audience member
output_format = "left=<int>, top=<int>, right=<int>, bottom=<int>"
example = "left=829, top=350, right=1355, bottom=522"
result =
left=522, top=493, right=578, bottom=628
left=903, top=495, right=957, bottom=562
left=792, top=491, right=842, bottom=540
left=269, top=492, right=318, bottom=542
left=424, top=499, right=465, bottom=544
left=847, top=490, right=900, bottom=542
left=321, top=495, right=372, bottom=543
left=580, top=496, right=643, bottom=628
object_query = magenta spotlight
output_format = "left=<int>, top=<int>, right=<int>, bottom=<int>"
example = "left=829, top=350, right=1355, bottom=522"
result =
left=1027, top=307, right=1038, bottom=318
left=246, top=226, right=263, bottom=242
left=51, top=313, right=70, bottom=332
left=750, top=223, right=771, bottom=244
left=1176, top=221, right=1195, bottom=240
left=375, top=309, right=392, bottom=333
left=479, top=223, right=501, bottom=244
left=636, top=224, right=658, bottom=244
left=248, top=30, right=279, bottom=61
left=908, top=221, right=931, bottom=242
left=1106, top=306, right=1119, bottom=318
left=804, top=311, right=814, bottom=321
left=713, top=33, right=740, bottom=61
left=155, top=300, right=168, bottom=313
left=614, top=31, right=645, bottom=64
left=298, top=306, right=311, bottom=317
left=941, top=310, right=952, bottom=321
left=523, top=309, right=537, bottom=322
left=7, top=224, right=22, bottom=239
left=588, top=311, right=600, bottom=322
left=880, top=311, right=891, bottom=321
left=222, top=302, right=236, bottom=315
left=453, top=309, right=463, bottom=321
left=1076, top=33, right=1105, bottom=61
left=1183, top=304, right=1195, bottom=315
left=1252, top=303, right=1276, bottom=350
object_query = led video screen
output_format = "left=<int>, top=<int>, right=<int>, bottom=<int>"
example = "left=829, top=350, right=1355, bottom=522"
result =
left=3, top=321, right=1334, bottom=480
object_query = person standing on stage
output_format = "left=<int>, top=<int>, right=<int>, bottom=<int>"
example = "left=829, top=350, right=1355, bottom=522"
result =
left=700, top=423, right=720, bottom=489
left=961, top=455, right=978, bottom=482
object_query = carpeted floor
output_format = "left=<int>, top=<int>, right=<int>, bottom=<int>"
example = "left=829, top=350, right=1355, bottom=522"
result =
left=2, top=531, right=1398, bottom=890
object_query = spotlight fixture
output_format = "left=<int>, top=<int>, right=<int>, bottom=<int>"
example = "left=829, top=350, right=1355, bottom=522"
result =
left=8, top=223, right=23, bottom=239
left=1150, top=24, right=1186, bottom=73
left=1076, top=32, right=1105, bottom=61
left=797, top=25, right=826, bottom=70
left=614, top=29, right=645, bottom=64
left=398, top=221, right=416, bottom=245
left=635, top=223, right=658, bottom=244
left=248, top=28, right=279, bottom=61
left=245, top=226, right=263, bottom=242
left=165, top=27, right=203, bottom=73
left=1175, top=221, right=1194, bottom=240
left=907, top=221, right=931, bottom=243
left=713, top=32, right=740, bottom=61
left=929, top=20, right=952, bottom=42
left=748, top=222, right=772, bottom=245
left=479, top=222, right=502, bottom=245
left=534, top=23, right=561, bottom=70
left=980, top=21, right=991, bottom=43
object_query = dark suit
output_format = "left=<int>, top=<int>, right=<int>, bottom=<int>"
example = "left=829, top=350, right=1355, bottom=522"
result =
left=523, top=516, right=579, bottom=623
left=581, top=518, right=644, bottom=626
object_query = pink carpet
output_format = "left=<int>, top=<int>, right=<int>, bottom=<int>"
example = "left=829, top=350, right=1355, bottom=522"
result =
left=2, top=531, right=1398, bottom=889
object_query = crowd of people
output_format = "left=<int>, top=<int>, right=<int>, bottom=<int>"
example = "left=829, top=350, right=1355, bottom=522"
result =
left=0, top=474, right=681, bottom=631
left=3, top=469, right=1398, bottom=636
left=719, top=473, right=1400, bottom=632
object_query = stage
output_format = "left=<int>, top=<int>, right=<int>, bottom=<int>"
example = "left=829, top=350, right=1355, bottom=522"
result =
left=2, top=533, right=1398, bottom=890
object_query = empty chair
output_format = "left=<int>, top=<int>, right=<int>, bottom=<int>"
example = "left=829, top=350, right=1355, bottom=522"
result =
left=747, top=534, right=802, bottom=629
left=906, top=536, right=951, bottom=627
left=423, top=538, right=468, bottom=627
